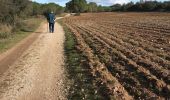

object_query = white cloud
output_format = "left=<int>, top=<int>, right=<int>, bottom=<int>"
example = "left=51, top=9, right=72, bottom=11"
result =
left=109, top=0, right=130, bottom=4
left=87, top=0, right=130, bottom=5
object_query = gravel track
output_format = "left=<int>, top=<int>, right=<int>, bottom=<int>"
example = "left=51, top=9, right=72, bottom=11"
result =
left=0, top=19, right=68, bottom=100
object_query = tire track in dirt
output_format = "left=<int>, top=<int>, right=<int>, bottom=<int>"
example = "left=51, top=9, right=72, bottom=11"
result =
left=0, top=22, right=44, bottom=76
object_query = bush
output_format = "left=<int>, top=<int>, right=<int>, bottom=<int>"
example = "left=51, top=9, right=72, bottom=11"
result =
left=0, top=32, right=11, bottom=39
left=12, top=19, right=23, bottom=32
left=0, top=24, right=12, bottom=38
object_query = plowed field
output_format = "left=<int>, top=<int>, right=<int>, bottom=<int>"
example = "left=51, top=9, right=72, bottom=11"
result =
left=63, top=13, right=170, bottom=99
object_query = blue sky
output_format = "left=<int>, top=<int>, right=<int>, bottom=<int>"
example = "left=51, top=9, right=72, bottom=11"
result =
left=33, top=0, right=169, bottom=6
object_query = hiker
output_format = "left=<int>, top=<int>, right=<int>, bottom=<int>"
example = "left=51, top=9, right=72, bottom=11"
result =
left=47, top=11, right=55, bottom=33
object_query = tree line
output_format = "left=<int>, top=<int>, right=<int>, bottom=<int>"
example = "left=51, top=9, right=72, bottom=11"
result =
left=65, top=0, right=111, bottom=13
left=32, top=2, right=64, bottom=17
left=0, top=0, right=64, bottom=25
left=0, top=0, right=64, bottom=34
left=111, top=1, right=170, bottom=12
left=65, top=0, right=170, bottom=13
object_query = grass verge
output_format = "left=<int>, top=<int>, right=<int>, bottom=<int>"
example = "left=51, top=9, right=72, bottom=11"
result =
left=58, top=19, right=107, bottom=100
left=0, top=17, right=44, bottom=53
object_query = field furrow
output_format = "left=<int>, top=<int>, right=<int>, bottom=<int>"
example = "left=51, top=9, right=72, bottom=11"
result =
left=66, top=24, right=133, bottom=99
left=78, top=25, right=170, bottom=85
left=63, top=12, right=170, bottom=99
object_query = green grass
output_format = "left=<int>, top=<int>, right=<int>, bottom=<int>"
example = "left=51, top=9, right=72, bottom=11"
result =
left=0, top=18, right=44, bottom=53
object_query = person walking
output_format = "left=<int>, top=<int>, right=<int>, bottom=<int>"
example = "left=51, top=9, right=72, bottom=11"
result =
left=47, top=11, right=55, bottom=33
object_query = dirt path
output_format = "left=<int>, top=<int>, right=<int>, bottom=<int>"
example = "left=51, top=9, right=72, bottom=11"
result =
left=0, top=18, right=68, bottom=100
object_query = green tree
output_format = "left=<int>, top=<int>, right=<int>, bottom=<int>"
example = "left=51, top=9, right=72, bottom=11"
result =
left=32, top=2, right=41, bottom=16
left=41, top=3, right=64, bottom=17
left=97, top=5, right=104, bottom=12
left=122, top=2, right=134, bottom=11
left=164, top=1, right=170, bottom=11
left=66, top=0, right=87, bottom=13
left=0, top=0, right=32, bottom=25
left=87, top=2, right=98, bottom=12
left=142, top=1, right=158, bottom=11
left=111, top=4, right=122, bottom=11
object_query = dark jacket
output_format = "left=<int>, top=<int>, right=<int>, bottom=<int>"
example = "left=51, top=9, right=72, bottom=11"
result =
left=48, top=13, right=55, bottom=23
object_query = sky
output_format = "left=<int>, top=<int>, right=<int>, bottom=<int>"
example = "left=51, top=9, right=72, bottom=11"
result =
left=33, top=0, right=169, bottom=6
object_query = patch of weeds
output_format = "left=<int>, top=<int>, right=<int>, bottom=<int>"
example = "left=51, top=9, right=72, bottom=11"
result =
left=0, top=32, right=10, bottom=39
left=0, top=18, right=43, bottom=53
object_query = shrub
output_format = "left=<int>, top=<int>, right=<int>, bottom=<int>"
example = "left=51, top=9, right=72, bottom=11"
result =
left=0, top=24, right=12, bottom=38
